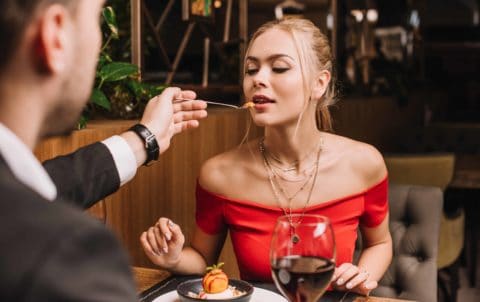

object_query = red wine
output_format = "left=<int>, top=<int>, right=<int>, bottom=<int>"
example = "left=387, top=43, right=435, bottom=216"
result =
left=272, top=255, right=335, bottom=302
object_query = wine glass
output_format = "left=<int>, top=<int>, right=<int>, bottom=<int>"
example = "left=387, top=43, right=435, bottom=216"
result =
left=270, top=214, right=336, bottom=302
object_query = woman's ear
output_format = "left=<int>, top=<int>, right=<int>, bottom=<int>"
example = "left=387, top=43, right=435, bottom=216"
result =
left=311, top=70, right=331, bottom=101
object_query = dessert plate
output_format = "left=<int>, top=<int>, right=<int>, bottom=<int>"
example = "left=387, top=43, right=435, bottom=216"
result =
left=151, top=287, right=287, bottom=302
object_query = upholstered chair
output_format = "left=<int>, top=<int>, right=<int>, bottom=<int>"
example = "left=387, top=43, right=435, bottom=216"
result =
left=372, top=184, right=443, bottom=301
left=383, top=153, right=463, bottom=301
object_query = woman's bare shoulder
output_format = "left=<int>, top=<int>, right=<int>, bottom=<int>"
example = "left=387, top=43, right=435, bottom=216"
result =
left=327, top=133, right=387, bottom=187
left=198, top=139, right=260, bottom=195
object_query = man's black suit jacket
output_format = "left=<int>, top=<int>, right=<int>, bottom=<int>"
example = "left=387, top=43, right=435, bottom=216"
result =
left=0, top=142, right=138, bottom=302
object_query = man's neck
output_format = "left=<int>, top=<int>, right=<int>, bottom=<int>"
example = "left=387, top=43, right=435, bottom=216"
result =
left=0, top=93, right=45, bottom=150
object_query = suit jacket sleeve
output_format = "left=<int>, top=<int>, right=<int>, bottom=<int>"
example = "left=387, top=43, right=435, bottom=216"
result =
left=24, top=219, right=138, bottom=302
left=43, top=142, right=120, bottom=209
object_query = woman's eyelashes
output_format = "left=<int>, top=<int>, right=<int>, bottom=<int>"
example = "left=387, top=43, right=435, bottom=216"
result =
left=272, top=67, right=289, bottom=73
left=245, top=66, right=290, bottom=75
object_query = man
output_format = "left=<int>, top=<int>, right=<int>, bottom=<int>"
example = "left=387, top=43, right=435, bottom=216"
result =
left=0, top=0, right=207, bottom=301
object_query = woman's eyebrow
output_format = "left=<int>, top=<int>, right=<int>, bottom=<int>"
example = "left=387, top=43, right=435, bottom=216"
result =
left=245, top=54, right=295, bottom=62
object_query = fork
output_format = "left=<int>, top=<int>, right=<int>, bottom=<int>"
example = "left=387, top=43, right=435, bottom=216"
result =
left=174, top=98, right=253, bottom=109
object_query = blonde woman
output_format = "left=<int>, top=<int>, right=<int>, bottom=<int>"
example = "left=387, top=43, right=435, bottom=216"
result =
left=141, top=18, right=392, bottom=296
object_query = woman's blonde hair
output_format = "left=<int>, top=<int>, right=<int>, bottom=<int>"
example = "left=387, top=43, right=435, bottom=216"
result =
left=245, top=17, right=336, bottom=131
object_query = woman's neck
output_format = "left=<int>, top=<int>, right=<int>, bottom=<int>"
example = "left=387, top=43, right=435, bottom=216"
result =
left=263, top=124, right=322, bottom=166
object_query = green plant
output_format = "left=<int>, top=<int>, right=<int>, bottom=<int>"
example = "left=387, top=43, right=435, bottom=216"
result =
left=79, top=6, right=165, bottom=128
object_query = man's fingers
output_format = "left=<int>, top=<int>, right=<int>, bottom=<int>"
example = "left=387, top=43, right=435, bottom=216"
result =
left=173, top=99, right=207, bottom=112
left=175, top=90, right=197, bottom=101
left=173, top=110, right=208, bottom=123
left=174, top=120, right=200, bottom=134
left=162, top=87, right=182, bottom=99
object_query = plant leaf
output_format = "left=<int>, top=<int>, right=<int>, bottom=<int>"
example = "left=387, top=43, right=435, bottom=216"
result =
left=90, top=88, right=111, bottom=110
left=99, top=62, right=138, bottom=82
left=102, top=6, right=119, bottom=39
left=78, top=115, right=88, bottom=130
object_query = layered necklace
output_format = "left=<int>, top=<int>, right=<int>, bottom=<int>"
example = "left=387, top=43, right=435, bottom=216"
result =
left=259, top=136, right=323, bottom=244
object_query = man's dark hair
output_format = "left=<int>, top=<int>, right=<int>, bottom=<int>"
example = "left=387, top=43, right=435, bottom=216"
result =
left=0, top=0, right=76, bottom=72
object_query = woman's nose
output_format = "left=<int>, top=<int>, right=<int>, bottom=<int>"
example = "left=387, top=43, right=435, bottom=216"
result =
left=252, top=68, right=268, bottom=88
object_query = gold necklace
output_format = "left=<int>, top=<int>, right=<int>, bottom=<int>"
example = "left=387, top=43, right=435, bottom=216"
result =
left=260, top=137, right=322, bottom=244
left=259, top=138, right=321, bottom=182
left=264, top=139, right=320, bottom=173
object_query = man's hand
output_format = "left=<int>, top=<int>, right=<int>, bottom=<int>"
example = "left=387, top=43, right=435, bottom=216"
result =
left=140, top=88, right=207, bottom=153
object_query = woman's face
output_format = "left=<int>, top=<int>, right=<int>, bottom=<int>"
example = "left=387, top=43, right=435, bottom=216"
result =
left=243, top=28, right=308, bottom=127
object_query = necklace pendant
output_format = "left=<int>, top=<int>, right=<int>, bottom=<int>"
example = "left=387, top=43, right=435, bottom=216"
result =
left=292, top=233, right=300, bottom=244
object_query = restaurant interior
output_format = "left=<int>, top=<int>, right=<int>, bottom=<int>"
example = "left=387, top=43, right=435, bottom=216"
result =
left=34, top=0, right=479, bottom=301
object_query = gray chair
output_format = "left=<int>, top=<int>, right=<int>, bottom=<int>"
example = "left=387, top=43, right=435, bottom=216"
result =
left=369, top=184, right=443, bottom=302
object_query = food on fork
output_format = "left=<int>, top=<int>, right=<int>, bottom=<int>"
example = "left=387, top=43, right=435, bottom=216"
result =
left=242, top=101, right=255, bottom=108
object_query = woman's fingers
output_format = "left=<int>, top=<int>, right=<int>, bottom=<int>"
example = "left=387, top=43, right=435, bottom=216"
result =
left=167, top=219, right=185, bottom=246
left=364, top=280, right=378, bottom=292
left=345, top=269, right=369, bottom=290
left=333, top=263, right=354, bottom=285
left=153, top=225, right=168, bottom=253
left=140, top=231, right=159, bottom=257
left=146, top=226, right=162, bottom=255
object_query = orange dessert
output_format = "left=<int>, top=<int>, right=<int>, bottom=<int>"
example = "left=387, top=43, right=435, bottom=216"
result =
left=202, top=263, right=229, bottom=294
left=186, top=263, right=246, bottom=299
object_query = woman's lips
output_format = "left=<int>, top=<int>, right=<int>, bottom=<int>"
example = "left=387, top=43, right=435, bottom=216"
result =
left=252, top=95, right=275, bottom=109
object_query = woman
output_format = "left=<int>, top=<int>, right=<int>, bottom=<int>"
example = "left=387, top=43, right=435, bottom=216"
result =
left=140, top=18, right=392, bottom=296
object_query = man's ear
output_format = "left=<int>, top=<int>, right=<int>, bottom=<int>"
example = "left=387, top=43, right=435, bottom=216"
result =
left=311, top=70, right=331, bottom=101
left=33, top=4, right=71, bottom=73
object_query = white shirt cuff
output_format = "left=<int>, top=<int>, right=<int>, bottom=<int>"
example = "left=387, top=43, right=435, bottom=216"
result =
left=102, top=135, right=137, bottom=186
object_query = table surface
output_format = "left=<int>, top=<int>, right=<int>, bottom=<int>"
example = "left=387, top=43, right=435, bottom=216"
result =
left=132, top=266, right=414, bottom=302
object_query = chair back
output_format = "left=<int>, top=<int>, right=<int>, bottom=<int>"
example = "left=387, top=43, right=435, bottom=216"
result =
left=372, top=184, right=443, bottom=301
left=383, top=153, right=463, bottom=269
left=384, top=153, right=455, bottom=190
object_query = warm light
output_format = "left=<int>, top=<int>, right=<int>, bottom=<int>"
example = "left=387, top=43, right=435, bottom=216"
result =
left=214, top=0, right=222, bottom=9
left=351, top=10, right=363, bottom=22
left=409, top=10, right=420, bottom=28
left=366, top=9, right=378, bottom=22
left=326, top=13, right=334, bottom=30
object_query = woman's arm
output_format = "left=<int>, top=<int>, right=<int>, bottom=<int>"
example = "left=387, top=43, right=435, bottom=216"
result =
left=357, top=215, right=393, bottom=283
left=332, top=215, right=392, bottom=295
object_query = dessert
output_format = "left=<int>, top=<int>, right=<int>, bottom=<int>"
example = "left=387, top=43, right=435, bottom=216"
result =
left=203, top=263, right=228, bottom=294
left=242, top=101, right=255, bottom=108
left=187, top=263, right=246, bottom=300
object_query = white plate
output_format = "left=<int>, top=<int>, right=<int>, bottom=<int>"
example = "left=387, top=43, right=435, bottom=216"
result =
left=151, top=287, right=287, bottom=302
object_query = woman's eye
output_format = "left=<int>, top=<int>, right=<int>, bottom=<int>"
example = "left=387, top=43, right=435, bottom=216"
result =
left=272, top=67, right=289, bottom=73
left=245, top=69, right=258, bottom=75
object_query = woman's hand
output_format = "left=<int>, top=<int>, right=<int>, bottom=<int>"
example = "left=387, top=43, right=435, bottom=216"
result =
left=140, top=217, right=185, bottom=269
left=331, top=263, right=377, bottom=296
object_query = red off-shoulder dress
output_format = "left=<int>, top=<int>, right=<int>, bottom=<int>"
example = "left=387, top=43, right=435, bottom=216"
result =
left=195, top=176, right=388, bottom=282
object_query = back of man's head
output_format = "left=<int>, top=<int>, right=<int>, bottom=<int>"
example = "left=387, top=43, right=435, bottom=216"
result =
left=0, top=0, right=76, bottom=73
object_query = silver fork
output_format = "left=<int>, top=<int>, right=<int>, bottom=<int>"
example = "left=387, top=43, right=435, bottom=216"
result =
left=174, top=98, right=251, bottom=109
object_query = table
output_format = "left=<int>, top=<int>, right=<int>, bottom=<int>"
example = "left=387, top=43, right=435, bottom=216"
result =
left=132, top=266, right=414, bottom=302
left=449, top=155, right=480, bottom=287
